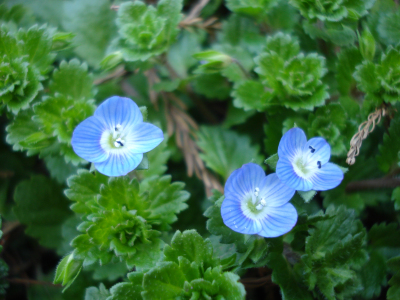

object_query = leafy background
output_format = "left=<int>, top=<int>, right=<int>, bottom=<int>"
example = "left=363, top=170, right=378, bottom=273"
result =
left=0, top=0, right=399, bottom=299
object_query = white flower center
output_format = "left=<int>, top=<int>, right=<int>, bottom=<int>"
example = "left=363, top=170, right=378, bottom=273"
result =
left=292, top=146, right=321, bottom=179
left=100, top=124, right=130, bottom=153
left=241, top=187, right=269, bottom=220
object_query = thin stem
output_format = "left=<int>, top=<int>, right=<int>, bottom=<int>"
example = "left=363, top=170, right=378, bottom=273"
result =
left=8, top=278, right=61, bottom=287
left=346, top=178, right=400, bottom=193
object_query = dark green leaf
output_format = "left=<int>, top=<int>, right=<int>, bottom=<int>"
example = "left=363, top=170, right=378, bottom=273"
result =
left=14, top=175, right=72, bottom=249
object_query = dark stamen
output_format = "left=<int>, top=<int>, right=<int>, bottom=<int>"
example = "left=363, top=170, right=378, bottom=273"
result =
left=317, top=161, right=321, bottom=169
left=309, top=146, right=315, bottom=153
left=117, top=141, right=124, bottom=147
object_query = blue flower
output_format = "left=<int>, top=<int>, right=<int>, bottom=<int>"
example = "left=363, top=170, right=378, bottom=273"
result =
left=276, top=127, right=343, bottom=191
left=221, top=163, right=297, bottom=238
left=71, top=96, right=163, bottom=176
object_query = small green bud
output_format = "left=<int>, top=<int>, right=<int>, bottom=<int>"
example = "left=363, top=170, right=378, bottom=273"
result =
left=100, top=51, right=123, bottom=70
left=51, top=32, right=75, bottom=51
left=358, top=27, right=375, bottom=61
left=193, top=50, right=232, bottom=74
left=54, top=253, right=83, bottom=292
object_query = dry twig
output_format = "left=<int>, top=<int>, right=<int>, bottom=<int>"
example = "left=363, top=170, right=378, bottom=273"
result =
left=163, top=92, right=223, bottom=196
left=346, top=107, right=386, bottom=165
left=93, top=66, right=127, bottom=86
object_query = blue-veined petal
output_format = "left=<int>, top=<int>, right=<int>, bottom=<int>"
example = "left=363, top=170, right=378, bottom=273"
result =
left=94, top=151, right=143, bottom=177
left=71, top=116, right=108, bottom=163
left=310, top=162, right=343, bottom=191
left=276, top=157, right=313, bottom=191
left=257, top=203, right=297, bottom=238
left=125, top=122, right=164, bottom=154
left=94, top=96, right=143, bottom=129
left=259, top=174, right=296, bottom=207
left=221, top=197, right=262, bottom=235
left=278, top=127, right=307, bottom=159
left=224, top=163, right=265, bottom=200
left=303, top=137, right=330, bottom=165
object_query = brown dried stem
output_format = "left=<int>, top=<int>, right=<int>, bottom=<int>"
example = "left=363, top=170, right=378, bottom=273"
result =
left=346, top=107, right=386, bottom=165
left=163, top=92, right=223, bottom=196
left=346, top=177, right=400, bottom=193
left=93, top=66, right=127, bottom=86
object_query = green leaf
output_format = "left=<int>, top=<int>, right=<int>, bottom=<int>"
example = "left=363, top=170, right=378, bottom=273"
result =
left=358, top=26, right=376, bottom=61
left=34, top=93, right=96, bottom=142
left=226, top=0, right=278, bottom=17
left=299, top=206, right=368, bottom=299
left=264, top=153, right=278, bottom=171
left=142, top=261, right=186, bottom=299
left=290, top=0, right=373, bottom=22
left=142, top=230, right=245, bottom=300
left=336, top=47, right=363, bottom=96
left=357, top=251, right=387, bottom=299
left=84, top=283, right=110, bottom=300
left=107, top=274, right=144, bottom=300
left=263, top=32, right=300, bottom=59
left=377, top=114, right=400, bottom=172
left=54, top=253, right=83, bottom=292
left=354, top=46, right=400, bottom=105
left=65, top=171, right=189, bottom=269
left=255, top=33, right=329, bottom=111
left=377, top=10, right=400, bottom=46
left=116, top=0, right=182, bottom=61
left=16, top=25, right=56, bottom=74
left=297, top=190, right=316, bottom=203
left=267, top=252, right=313, bottom=300
left=49, top=59, right=94, bottom=100
left=0, top=56, right=43, bottom=113
left=167, top=30, right=202, bottom=78
left=13, top=175, right=72, bottom=249
left=196, top=126, right=262, bottom=180
left=232, top=80, right=272, bottom=111
left=392, top=187, right=400, bottom=210
left=223, top=102, right=256, bottom=128
left=368, top=223, right=400, bottom=259
left=192, top=73, right=231, bottom=100
left=387, top=256, right=400, bottom=300
left=6, top=109, right=54, bottom=156
left=43, top=155, right=80, bottom=184
left=65, top=169, right=108, bottom=215
left=140, top=175, right=190, bottom=231
left=163, top=230, right=217, bottom=268
left=62, top=0, right=117, bottom=68
left=219, top=14, right=264, bottom=54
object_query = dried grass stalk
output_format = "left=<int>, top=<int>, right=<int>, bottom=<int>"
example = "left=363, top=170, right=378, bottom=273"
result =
left=346, top=107, right=386, bottom=165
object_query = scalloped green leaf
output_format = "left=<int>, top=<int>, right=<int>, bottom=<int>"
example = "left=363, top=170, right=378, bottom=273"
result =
left=196, top=126, right=262, bottom=181
left=14, top=175, right=72, bottom=249
left=49, top=59, right=94, bottom=100
left=62, top=0, right=117, bottom=68
left=116, top=0, right=182, bottom=61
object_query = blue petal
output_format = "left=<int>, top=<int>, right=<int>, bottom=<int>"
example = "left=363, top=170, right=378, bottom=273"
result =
left=276, top=157, right=313, bottom=191
left=303, top=137, right=330, bottom=165
left=94, top=152, right=143, bottom=176
left=221, top=197, right=261, bottom=235
left=311, top=162, right=343, bottom=191
left=224, top=163, right=265, bottom=200
left=257, top=203, right=298, bottom=238
left=125, top=122, right=164, bottom=154
left=259, top=174, right=295, bottom=207
left=94, top=96, right=143, bottom=129
left=278, top=127, right=307, bottom=159
left=71, top=116, right=108, bottom=163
